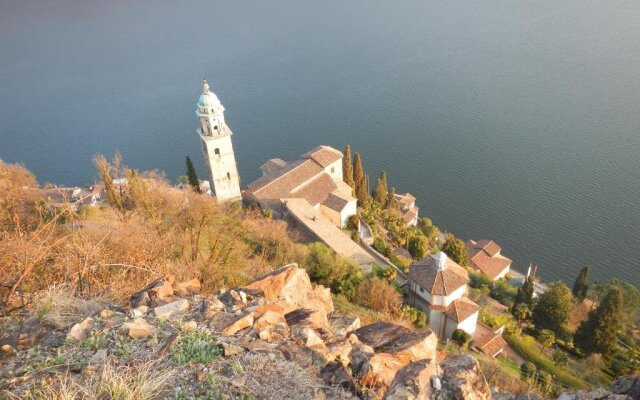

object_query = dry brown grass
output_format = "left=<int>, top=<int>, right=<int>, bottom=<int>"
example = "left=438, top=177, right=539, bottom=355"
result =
left=21, top=361, right=176, bottom=400
left=35, top=285, right=111, bottom=329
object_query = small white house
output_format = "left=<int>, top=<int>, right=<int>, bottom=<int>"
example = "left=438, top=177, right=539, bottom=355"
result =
left=407, top=252, right=480, bottom=339
left=466, top=239, right=512, bottom=281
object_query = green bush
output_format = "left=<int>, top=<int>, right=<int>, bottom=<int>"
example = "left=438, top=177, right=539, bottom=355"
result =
left=373, top=236, right=391, bottom=258
left=520, top=361, right=537, bottom=382
left=172, top=330, right=221, bottom=364
left=402, top=305, right=427, bottom=328
left=490, top=279, right=518, bottom=307
left=302, top=242, right=362, bottom=298
left=451, top=329, right=472, bottom=348
left=469, top=272, right=493, bottom=289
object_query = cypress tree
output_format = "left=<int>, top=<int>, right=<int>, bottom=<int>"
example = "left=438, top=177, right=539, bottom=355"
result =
left=353, top=152, right=368, bottom=204
left=374, top=176, right=388, bottom=204
left=512, top=276, right=535, bottom=313
left=343, top=145, right=355, bottom=188
left=386, top=187, right=398, bottom=209
left=572, top=266, right=590, bottom=301
left=575, top=287, right=624, bottom=357
left=380, top=171, right=388, bottom=192
left=186, top=156, right=201, bottom=193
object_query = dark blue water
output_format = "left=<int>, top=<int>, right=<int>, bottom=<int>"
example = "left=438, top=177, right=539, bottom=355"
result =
left=1, top=0, right=639, bottom=286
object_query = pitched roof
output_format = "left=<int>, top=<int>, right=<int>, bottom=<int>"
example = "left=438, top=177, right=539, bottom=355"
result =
left=408, top=252, right=469, bottom=296
left=402, top=208, right=418, bottom=224
left=473, top=323, right=507, bottom=358
left=466, top=240, right=512, bottom=279
left=246, top=145, right=346, bottom=207
left=323, top=193, right=351, bottom=212
left=301, top=145, right=343, bottom=167
left=445, top=297, right=480, bottom=323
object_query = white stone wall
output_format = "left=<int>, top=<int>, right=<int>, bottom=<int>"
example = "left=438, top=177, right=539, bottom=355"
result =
left=442, top=285, right=467, bottom=307
left=320, top=204, right=342, bottom=227
left=339, top=200, right=357, bottom=227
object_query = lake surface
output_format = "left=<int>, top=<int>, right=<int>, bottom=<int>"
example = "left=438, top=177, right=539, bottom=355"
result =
left=1, top=0, right=639, bottom=286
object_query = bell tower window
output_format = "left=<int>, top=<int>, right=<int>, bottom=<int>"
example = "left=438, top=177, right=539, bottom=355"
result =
left=214, top=148, right=220, bottom=157
left=227, top=172, right=231, bottom=180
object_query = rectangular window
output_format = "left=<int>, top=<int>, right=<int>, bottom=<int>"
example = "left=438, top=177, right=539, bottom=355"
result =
left=226, top=172, right=231, bottom=180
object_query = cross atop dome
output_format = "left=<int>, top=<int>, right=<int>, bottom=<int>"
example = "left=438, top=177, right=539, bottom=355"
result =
left=202, top=79, right=210, bottom=94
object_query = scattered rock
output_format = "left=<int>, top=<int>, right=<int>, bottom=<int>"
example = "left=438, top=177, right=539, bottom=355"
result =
left=221, top=312, right=254, bottom=335
left=556, top=391, right=630, bottom=400
left=67, top=317, right=94, bottom=342
left=154, top=299, right=190, bottom=320
left=88, top=348, right=109, bottom=366
left=156, top=333, right=179, bottom=358
left=175, top=278, right=201, bottom=297
left=130, top=276, right=175, bottom=307
left=219, top=290, right=246, bottom=306
left=220, top=342, right=245, bottom=357
left=253, top=309, right=286, bottom=332
left=383, top=359, right=435, bottom=400
left=129, top=306, right=148, bottom=319
left=123, top=317, right=156, bottom=339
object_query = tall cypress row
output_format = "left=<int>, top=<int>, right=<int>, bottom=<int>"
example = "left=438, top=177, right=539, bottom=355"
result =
left=343, top=145, right=355, bottom=188
left=186, top=156, right=201, bottom=193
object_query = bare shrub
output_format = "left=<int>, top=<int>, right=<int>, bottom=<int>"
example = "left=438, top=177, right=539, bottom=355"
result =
left=353, top=277, right=403, bottom=316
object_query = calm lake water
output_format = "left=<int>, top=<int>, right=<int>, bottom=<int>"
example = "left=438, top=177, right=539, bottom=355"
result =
left=1, top=0, right=639, bottom=286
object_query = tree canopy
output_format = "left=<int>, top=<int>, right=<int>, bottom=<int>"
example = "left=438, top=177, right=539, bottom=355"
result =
left=440, top=233, right=469, bottom=267
left=532, top=281, right=573, bottom=335
left=574, top=286, right=624, bottom=357
left=185, top=156, right=201, bottom=193
left=343, top=145, right=355, bottom=189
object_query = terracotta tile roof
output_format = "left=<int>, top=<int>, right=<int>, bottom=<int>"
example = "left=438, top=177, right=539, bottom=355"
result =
left=408, top=252, right=469, bottom=296
left=291, top=172, right=337, bottom=206
left=402, top=208, right=418, bottom=224
left=473, top=323, right=507, bottom=358
left=301, top=145, right=343, bottom=167
left=445, top=298, right=480, bottom=323
left=466, top=240, right=512, bottom=279
left=323, top=193, right=351, bottom=212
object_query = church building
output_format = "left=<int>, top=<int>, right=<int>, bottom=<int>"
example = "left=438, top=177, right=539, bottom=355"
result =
left=196, top=80, right=242, bottom=203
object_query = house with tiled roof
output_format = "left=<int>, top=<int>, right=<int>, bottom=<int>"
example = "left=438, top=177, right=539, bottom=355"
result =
left=244, top=145, right=357, bottom=228
left=472, top=323, right=508, bottom=358
left=393, top=192, right=419, bottom=226
left=465, top=239, right=512, bottom=281
left=407, top=252, right=479, bottom=339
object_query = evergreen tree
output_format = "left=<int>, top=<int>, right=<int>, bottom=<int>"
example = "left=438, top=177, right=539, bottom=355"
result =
left=512, top=276, right=535, bottom=312
left=574, top=286, right=624, bottom=358
left=353, top=152, right=368, bottom=204
left=374, top=172, right=388, bottom=204
left=185, top=156, right=201, bottom=193
left=572, top=266, right=590, bottom=301
left=408, top=235, right=428, bottom=260
left=343, top=145, right=355, bottom=188
left=532, top=281, right=573, bottom=335
left=441, top=233, right=469, bottom=267
left=386, top=187, right=398, bottom=209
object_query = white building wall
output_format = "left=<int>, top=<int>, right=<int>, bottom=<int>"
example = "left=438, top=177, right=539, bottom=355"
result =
left=457, top=311, right=479, bottom=337
left=320, top=204, right=342, bottom=227
left=324, top=159, right=343, bottom=182
left=340, top=200, right=357, bottom=227
left=442, top=285, right=467, bottom=307
left=429, top=310, right=446, bottom=338
left=494, top=265, right=511, bottom=280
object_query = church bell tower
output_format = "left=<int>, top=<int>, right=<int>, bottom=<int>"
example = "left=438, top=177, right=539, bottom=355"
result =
left=196, top=80, right=242, bottom=203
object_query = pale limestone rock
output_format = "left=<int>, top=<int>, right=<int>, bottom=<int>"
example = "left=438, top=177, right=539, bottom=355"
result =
left=221, top=342, right=245, bottom=357
left=154, top=299, right=190, bottom=320
left=123, top=317, right=156, bottom=339
left=67, top=317, right=94, bottom=342
left=253, top=309, right=286, bottom=332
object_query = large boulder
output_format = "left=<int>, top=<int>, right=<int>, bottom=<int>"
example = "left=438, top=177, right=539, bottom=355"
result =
left=384, top=359, right=436, bottom=400
left=354, top=326, right=438, bottom=387
left=613, top=376, right=640, bottom=399
left=241, top=264, right=332, bottom=329
left=321, top=361, right=359, bottom=396
left=154, top=299, right=190, bottom=320
left=435, top=355, right=491, bottom=400
left=67, top=317, right=95, bottom=342
left=349, top=322, right=412, bottom=350
left=557, top=391, right=630, bottom=400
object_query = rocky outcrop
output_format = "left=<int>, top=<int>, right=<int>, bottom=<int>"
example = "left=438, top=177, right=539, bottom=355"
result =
left=434, top=355, right=491, bottom=400
left=384, top=359, right=436, bottom=400
left=612, top=376, right=640, bottom=399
